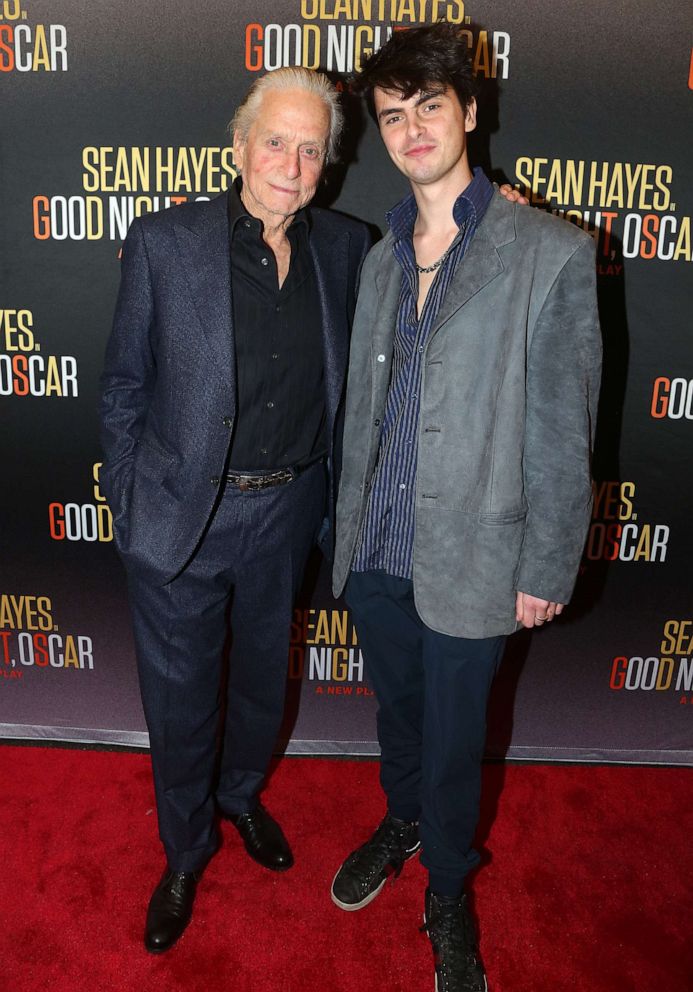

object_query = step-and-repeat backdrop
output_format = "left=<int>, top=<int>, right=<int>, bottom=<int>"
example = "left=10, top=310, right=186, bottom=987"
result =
left=1, top=1, right=691, bottom=763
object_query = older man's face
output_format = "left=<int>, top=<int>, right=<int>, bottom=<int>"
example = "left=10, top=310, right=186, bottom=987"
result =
left=233, top=87, right=330, bottom=227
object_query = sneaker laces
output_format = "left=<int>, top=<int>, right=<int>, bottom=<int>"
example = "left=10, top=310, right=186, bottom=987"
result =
left=421, top=899, right=484, bottom=991
left=346, top=814, right=414, bottom=883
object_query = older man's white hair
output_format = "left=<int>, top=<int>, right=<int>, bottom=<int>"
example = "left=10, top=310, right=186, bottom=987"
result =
left=230, top=66, right=344, bottom=164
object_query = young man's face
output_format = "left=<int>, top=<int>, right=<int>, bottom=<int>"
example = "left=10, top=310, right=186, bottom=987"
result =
left=373, top=84, right=476, bottom=189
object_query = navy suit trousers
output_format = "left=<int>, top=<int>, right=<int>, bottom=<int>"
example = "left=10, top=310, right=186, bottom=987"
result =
left=346, top=570, right=505, bottom=897
left=126, top=462, right=326, bottom=872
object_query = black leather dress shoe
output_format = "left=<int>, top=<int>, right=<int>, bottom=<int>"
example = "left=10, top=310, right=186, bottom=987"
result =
left=227, top=804, right=294, bottom=871
left=145, top=868, right=199, bottom=953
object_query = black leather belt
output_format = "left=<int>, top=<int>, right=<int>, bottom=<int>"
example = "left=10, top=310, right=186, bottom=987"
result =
left=226, top=455, right=324, bottom=492
left=225, top=468, right=295, bottom=492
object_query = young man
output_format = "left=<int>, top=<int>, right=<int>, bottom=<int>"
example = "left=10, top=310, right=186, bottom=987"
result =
left=331, top=23, right=602, bottom=992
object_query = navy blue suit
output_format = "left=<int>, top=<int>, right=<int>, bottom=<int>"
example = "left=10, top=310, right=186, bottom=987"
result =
left=100, top=192, right=370, bottom=870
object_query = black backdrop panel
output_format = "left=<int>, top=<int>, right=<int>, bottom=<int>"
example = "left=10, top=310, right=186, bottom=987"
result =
left=1, top=1, right=691, bottom=763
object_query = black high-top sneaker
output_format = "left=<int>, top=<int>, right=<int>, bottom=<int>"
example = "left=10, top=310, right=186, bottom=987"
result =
left=331, top=812, right=420, bottom=910
left=422, top=888, right=488, bottom=992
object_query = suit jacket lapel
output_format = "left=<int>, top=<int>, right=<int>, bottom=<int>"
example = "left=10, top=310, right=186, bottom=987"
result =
left=173, top=195, right=234, bottom=380
left=309, top=227, right=349, bottom=429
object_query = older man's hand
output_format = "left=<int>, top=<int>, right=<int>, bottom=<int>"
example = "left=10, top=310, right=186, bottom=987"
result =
left=515, top=591, right=564, bottom=628
left=498, top=183, right=529, bottom=205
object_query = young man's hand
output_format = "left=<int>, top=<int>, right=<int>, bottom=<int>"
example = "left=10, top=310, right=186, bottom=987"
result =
left=516, top=591, right=564, bottom=628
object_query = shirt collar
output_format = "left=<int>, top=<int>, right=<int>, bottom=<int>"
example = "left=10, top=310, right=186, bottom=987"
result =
left=386, top=167, right=494, bottom=243
left=227, top=177, right=311, bottom=237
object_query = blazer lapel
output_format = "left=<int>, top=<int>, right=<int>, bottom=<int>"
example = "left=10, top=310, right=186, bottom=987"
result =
left=173, top=195, right=234, bottom=380
left=430, top=193, right=517, bottom=338
left=310, top=229, right=349, bottom=428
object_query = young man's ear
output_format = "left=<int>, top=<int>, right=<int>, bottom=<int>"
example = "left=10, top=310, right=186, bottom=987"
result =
left=464, top=98, right=477, bottom=133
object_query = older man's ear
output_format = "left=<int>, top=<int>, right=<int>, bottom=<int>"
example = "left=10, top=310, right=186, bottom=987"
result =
left=498, top=182, right=530, bottom=205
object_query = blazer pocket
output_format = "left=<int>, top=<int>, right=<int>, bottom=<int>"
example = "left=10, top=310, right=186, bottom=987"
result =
left=477, top=507, right=528, bottom=525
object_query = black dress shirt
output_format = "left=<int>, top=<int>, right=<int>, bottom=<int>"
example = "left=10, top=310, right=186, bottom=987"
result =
left=227, top=180, right=326, bottom=471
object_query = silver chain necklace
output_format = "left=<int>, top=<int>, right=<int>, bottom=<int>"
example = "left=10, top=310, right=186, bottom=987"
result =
left=414, top=223, right=465, bottom=274
left=414, top=248, right=451, bottom=274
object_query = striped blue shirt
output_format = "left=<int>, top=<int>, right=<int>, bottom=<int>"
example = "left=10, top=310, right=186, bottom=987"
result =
left=352, top=168, right=494, bottom=579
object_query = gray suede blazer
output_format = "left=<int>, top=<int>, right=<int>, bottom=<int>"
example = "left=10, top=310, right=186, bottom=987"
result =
left=333, top=192, right=602, bottom=638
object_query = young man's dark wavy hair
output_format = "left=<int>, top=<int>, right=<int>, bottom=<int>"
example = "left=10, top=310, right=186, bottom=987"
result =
left=353, top=22, right=479, bottom=121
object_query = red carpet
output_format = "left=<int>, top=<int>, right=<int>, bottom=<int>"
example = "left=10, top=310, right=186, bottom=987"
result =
left=2, top=747, right=690, bottom=992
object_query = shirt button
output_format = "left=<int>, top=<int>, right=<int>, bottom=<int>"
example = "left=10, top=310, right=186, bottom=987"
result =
left=418, top=346, right=424, bottom=353
left=260, top=257, right=269, bottom=266
left=210, top=476, right=220, bottom=487
left=267, top=401, right=274, bottom=409
left=272, top=353, right=279, bottom=359
left=222, top=416, right=232, bottom=428
left=243, top=219, right=251, bottom=228
left=374, top=418, right=381, bottom=426
left=399, top=483, right=406, bottom=490
left=377, top=354, right=386, bottom=363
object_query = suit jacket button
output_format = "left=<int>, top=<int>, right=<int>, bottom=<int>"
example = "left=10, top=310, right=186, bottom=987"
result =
left=211, top=476, right=220, bottom=487
left=222, top=416, right=232, bottom=428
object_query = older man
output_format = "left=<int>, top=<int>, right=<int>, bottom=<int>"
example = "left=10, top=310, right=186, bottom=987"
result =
left=100, top=67, right=371, bottom=952
left=331, top=24, right=602, bottom=992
